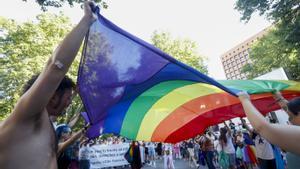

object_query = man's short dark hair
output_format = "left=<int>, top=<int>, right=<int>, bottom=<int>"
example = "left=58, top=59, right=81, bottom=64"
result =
left=287, top=97, right=300, bottom=116
left=22, top=73, right=75, bottom=95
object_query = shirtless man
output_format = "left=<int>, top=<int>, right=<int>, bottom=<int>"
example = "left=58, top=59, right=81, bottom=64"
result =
left=0, top=1, right=96, bottom=168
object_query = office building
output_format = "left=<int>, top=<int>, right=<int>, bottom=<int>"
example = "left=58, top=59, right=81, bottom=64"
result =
left=220, top=28, right=270, bottom=80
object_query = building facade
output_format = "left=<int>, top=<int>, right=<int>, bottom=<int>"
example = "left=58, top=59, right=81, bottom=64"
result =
left=220, top=28, right=270, bottom=80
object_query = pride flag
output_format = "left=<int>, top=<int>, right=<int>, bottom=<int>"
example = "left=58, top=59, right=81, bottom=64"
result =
left=78, top=9, right=300, bottom=143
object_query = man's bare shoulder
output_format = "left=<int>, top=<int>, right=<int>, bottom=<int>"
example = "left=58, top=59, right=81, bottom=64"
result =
left=0, top=113, right=58, bottom=169
left=0, top=109, right=49, bottom=136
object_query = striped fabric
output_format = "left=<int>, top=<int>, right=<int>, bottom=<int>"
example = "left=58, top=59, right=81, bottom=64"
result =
left=78, top=9, right=300, bottom=143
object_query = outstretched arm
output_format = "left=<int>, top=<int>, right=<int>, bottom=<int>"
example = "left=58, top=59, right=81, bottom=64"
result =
left=273, top=91, right=289, bottom=112
left=240, top=118, right=253, bottom=132
left=68, top=113, right=81, bottom=129
left=208, top=128, right=217, bottom=140
left=223, top=121, right=232, bottom=135
left=57, top=128, right=86, bottom=156
left=10, top=1, right=96, bottom=124
left=238, top=92, right=300, bottom=154
left=68, top=108, right=82, bottom=128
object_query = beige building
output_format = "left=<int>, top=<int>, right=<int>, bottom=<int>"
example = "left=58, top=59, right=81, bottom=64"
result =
left=220, top=28, right=270, bottom=80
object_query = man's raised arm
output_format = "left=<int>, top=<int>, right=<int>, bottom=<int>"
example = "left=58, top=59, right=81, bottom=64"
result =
left=10, top=1, right=96, bottom=123
left=238, top=92, right=300, bottom=154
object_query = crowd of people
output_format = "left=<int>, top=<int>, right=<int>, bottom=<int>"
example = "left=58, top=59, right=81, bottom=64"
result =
left=122, top=118, right=287, bottom=169
left=0, top=1, right=300, bottom=169
left=52, top=114, right=296, bottom=169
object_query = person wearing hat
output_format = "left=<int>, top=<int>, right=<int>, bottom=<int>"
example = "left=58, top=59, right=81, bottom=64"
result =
left=56, top=124, right=88, bottom=169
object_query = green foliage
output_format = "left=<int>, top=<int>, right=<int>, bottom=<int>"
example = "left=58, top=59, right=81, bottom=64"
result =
left=23, top=0, right=108, bottom=11
left=235, top=0, right=300, bottom=80
left=0, top=13, right=83, bottom=121
left=151, top=31, right=208, bottom=74
left=241, top=28, right=300, bottom=80
left=235, top=0, right=300, bottom=47
left=56, top=94, right=85, bottom=131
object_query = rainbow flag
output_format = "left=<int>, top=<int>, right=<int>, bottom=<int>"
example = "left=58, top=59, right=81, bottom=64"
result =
left=78, top=9, right=300, bottom=143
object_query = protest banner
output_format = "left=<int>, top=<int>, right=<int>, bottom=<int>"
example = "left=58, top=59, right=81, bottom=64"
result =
left=80, top=143, right=130, bottom=169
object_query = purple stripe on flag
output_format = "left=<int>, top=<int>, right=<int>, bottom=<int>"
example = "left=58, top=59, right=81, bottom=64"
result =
left=78, top=17, right=169, bottom=124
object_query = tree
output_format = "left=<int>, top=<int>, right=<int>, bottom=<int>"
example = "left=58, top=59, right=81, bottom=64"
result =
left=151, top=31, right=208, bottom=74
left=235, top=0, right=300, bottom=48
left=0, top=13, right=83, bottom=120
left=241, top=28, right=300, bottom=80
left=235, top=0, right=300, bottom=80
left=23, top=0, right=108, bottom=11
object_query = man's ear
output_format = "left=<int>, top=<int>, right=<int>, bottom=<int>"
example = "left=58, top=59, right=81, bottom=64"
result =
left=48, top=93, right=61, bottom=109
left=49, top=94, right=58, bottom=106
left=46, top=94, right=57, bottom=115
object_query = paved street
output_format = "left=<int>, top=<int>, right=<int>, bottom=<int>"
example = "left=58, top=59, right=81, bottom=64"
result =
left=143, top=159, right=204, bottom=169
left=121, top=159, right=210, bottom=169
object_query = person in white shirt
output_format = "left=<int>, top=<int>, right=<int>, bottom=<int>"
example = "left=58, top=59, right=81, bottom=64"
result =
left=241, top=118, right=276, bottom=169
left=79, top=142, right=91, bottom=169
left=219, top=122, right=236, bottom=169
left=238, top=92, right=300, bottom=169
left=139, top=142, right=145, bottom=164
left=163, top=143, right=175, bottom=169
left=147, top=142, right=156, bottom=167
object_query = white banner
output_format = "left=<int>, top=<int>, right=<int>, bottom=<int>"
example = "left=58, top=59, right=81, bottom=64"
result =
left=83, top=143, right=130, bottom=169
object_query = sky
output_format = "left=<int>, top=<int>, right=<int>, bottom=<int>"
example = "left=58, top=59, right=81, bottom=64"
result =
left=0, top=0, right=271, bottom=79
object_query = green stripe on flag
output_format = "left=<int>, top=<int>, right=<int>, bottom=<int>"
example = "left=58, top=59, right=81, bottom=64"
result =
left=120, top=80, right=196, bottom=139
left=217, top=80, right=290, bottom=94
